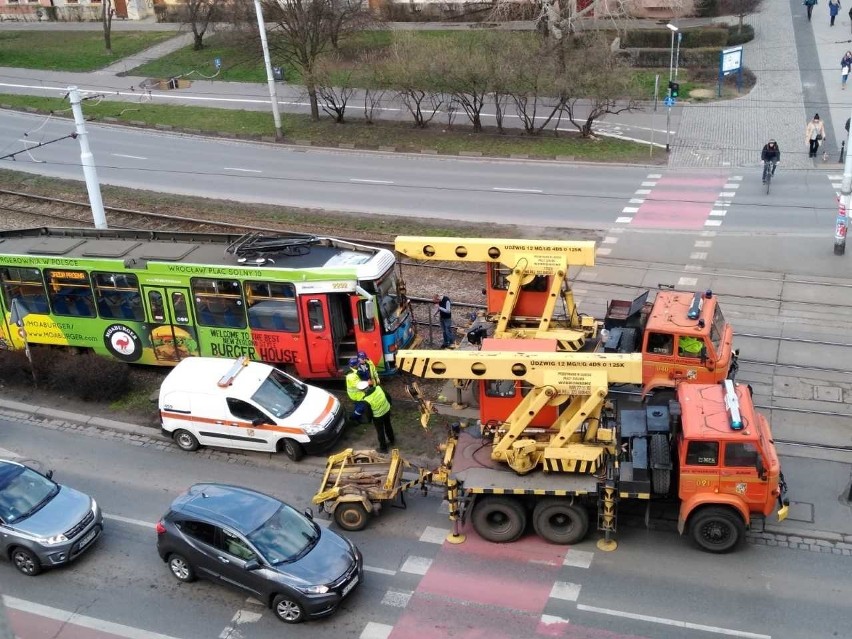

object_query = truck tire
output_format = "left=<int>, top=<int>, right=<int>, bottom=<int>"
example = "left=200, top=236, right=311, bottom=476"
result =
left=334, top=502, right=370, bottom=532
left=471, top=496, right=526, bottom=543
left=532, top=499, right=589, bottom=545
left=280, top=438, right=305, bottom=462
left=649, top=434, right=672, bottom=496
left=690, top=507, right=745, bottom=553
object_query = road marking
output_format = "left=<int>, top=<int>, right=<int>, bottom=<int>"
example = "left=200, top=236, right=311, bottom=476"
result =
left=677, top=277, right=699, bottom=287
left=381, top=589, right=413, bottom=607
left=492, top=187, right=543, bottom=193
left=635, top=189, right=651, bottom=195
left=104, top=513, right=155, bottom=528
left=685, top=264, right=703, bottom=272
left=360, top=622, right=393, bottom=639
left=350, top=178, right=394, bottom=185
left=540, top=614, right=571, bottom=626
left=629, top=198, right=645, bottom=204
left=577, top=604, right=771, bottom=639
left=615, top=216, right=633, bottom=224
left=364, top=564, right=397, bottom=576
left=400, top=555, right=432, bottom=575
left=640, top=181, right=657, bottom=187
left=113, top=153, right=147, bottom=160
left=719, top=191, right=737, bottom=197
left=689, top=252, right=708, bottom=260
left=562, top=549, right=594, bottom=569
left=709, top=210, right=727, bottom=216
left=224, top=167, right=262, bottom=173
left=218, top=609, right=263, bottom=639
left=4, top=595, right=185, bottom=639
left=549, top=581, right=581, bottom=602
left=596, top=247, right=612, bottom=256
left=694, top=240, right=712, bottom=248
left=704, top=219, right=723, bottom=227
left=723, top=183, right=740, bottom=189
left=730, top=175, right=743, bottom=181
left=622, top=206, right=639, bottom=213
left=17, top=139, right=38, bottom=145
left=419, top=525, right=450, bottom=544
left=602, top=236, right=618, bottom=244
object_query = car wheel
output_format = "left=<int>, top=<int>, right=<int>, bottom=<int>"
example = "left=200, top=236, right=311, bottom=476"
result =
left=334, top=502, right=370, bottom=532
left=471, top=495, right=526, bottom=543
left=532, top=499, right=589, bottom=545
left=272, top=593, right=305, bottom=624
left=11, top=547, right=42, bottom=576
left=281, top=438, right=305, bottom=462
left=690, top=507, right=745, bottom=554
left=167, top=553, right=197, bottom=582
left=173, top=429, right=200, bottom=452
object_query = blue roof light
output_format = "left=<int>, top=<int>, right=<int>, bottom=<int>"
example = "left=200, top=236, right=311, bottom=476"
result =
left=724, top=379, right=743, bottom=430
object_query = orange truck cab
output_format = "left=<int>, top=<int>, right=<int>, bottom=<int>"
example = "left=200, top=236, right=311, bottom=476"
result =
left=600, top=289, right=738, bottom=398
left=675, top=380, right=789, bottom=552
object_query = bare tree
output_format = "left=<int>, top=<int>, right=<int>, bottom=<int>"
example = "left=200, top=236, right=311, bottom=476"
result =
left=718, top=0, right=763, bottom=34
left=102, top=0, right=114, bottom=55
left=363, top=88, right=386, bottom=124
left=501, top=39, right=565, bottom=135
left=182, top=0, right=221, bottom=51
left=263, top=0, right=369, bottom=120
left=314, top=56, right=355, bottom=122
left=377, top=35, right=445, bottom=128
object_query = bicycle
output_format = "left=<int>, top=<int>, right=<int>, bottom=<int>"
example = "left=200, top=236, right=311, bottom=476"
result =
left=762, top=161, right=778, bottom=194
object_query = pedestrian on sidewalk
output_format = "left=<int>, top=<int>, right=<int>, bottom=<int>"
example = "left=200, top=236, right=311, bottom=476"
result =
left=433, top=293, right=455, bottom=349
left=806, top=114, right=826, bottom=158
left=842, top=51, right=852, bottom=88
left=829, top=0, right=841, bottom=25
left=804, top=0, right=817, bottom=21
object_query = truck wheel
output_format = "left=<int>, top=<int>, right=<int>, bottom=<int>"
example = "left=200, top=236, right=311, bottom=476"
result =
left=690, top=507, right=745, bottom=553
left=532, top=499, right=589, bottom=545
left=649, top=434, right=672, bottom=496
left=334, top=503, right=370, bottom=532
left=471, top=496, right=526, bottom=543
left=173, top=429, right=199, bottom=452
left=281, top=438, right=305, bottom=462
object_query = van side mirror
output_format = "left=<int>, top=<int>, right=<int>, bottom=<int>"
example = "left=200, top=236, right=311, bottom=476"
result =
left=244, top=558, right=261, bottom=571
left=252, top=417, right=265, bottom=426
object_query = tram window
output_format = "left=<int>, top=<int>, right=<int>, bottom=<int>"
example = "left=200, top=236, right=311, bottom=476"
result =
left=307, top=300, right=325, bottom=331
left=357, top=299, right=376, bottom=332
left=92, top=272, right=144, bottom=321
left=246, top=281, right=298, bottom=332
left=0, top=267, right=49, bottom=315
left=149, top=291, right=166, bottom=323
left=44, top=269, right=96, bottom=318
left=490, top=266, right=549, bottom=292
left=191, top=278, right=246, bottom=329
left=171, top=292, right=190, bottom=324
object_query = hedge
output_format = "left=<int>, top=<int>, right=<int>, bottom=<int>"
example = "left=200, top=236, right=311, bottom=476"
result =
left=622, top=28, right=729, bottom=49
left=623, top=47, right=726, bottom=69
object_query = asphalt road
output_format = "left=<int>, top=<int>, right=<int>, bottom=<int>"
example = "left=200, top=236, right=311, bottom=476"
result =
left=1, top=417, right=849, bottom=639
left=0, top=110, right=841, bottom=238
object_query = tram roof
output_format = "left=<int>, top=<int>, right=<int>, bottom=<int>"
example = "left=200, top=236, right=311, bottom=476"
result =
left=0, top=227, right=392, bottom=277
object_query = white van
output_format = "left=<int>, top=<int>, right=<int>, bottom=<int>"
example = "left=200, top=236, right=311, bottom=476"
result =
left=159, top=356, right=345, bottom=461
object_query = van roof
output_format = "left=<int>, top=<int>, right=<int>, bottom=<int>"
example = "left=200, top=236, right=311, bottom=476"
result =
left=161, top=357, right=274, bottom=397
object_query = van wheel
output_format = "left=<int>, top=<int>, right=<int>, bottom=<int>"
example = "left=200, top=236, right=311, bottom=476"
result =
left=173, top=429, right=199, bottom=452
left=281, top=438, right=305, bottom=462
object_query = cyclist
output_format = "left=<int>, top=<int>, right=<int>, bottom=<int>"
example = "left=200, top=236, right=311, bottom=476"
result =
left=761, top=139, right=781, bottom=184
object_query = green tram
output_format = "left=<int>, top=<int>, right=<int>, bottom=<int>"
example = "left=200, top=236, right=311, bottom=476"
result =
left=0, top=227, right=415, bottom=379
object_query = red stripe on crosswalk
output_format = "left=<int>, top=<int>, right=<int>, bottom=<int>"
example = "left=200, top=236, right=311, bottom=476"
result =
left=631, top=175, right=729, bottom=229
left=8, top=608, right=126, bottom=639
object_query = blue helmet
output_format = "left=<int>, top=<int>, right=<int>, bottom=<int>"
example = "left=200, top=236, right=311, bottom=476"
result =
left=348, top=357, right=359, bottom=368
left=357, top=351, right=368, bottom=360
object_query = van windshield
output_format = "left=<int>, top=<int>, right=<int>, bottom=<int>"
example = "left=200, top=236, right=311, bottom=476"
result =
left=251, top=369, right=307, bottom=418
left=247, top=504, right=319, bottom=564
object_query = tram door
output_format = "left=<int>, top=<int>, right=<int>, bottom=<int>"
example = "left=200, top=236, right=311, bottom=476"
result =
left=143, top=287, right=200, bottom=362
left=300, top=294, right=338, bottom=376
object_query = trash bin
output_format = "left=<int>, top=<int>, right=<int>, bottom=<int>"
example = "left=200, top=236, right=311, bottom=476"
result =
left=272, top=66, right=284, bottom=81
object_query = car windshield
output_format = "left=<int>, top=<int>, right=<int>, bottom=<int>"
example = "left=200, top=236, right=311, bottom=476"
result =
left=247, top=504, right=319, bottom=565
left=0, top=463, right=59, bottom=523
left=251, top=369, right=307, bottom=419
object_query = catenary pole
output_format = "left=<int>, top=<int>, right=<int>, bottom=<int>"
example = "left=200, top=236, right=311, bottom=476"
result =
left=253, top=0, right=283, bottom=140
left=68, top=87, right=107, bottom=229
left=835, top=109, right=852, bottom=255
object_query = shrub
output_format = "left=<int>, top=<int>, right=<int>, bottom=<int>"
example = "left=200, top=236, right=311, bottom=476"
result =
left=726, top=24, right=755, bottom=46
left=696, top=0, right=719, bottom=17
left=0, top=349, right=32, bottom=386
left=48, top=351, right=130, bottom=401
left=623, top=28, right=728, bottom=50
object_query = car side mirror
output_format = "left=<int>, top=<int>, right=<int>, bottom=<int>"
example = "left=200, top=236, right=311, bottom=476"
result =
left=304, top=508, right=314, bottom=520
left=244, top=558, right=261, bottom=571
left=46, top=470, right=54, bottom=480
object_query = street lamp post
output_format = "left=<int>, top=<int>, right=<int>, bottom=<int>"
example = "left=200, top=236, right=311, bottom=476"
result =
left=665, top=23, right=678, bottom=153
left=253, top=0, right=283, bottom=140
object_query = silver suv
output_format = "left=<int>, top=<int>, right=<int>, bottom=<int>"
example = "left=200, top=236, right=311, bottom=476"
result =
left=0, top=459, right=103, bottom=576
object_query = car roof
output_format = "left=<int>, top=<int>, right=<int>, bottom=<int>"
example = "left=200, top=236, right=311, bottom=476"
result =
left=168, top=483, right=282, bottom=534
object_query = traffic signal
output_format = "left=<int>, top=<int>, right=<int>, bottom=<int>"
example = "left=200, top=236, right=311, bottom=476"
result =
left=668, top=81, right=680, bottom=98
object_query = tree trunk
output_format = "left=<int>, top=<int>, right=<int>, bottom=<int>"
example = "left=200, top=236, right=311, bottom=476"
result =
left=102, top=2, right=113, bottom=54
left=307, top=84, right=320, bottom=121
left=193, top=33, right=204, bottom=50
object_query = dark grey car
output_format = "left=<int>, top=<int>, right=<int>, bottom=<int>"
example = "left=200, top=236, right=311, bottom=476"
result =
left=156, top=483, right=363, bottom=624
left=0, top=459, right=103, bottom=576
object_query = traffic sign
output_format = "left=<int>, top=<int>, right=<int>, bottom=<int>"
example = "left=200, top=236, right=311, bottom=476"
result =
left=664, top=96, right=676, bottom=107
